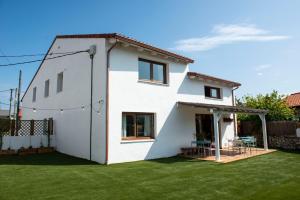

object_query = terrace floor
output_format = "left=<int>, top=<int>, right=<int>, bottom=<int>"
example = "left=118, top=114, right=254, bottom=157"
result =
left=195, top=148, right=277, bottom=163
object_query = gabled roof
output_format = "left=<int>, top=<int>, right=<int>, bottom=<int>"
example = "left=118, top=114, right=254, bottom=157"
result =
left=187, top=72, right=241, bottom=87
left=286, top=92, right=300, bottom=107
left=22, top=33, right=193, bottom=101
left=56, top=33, right=194, bottom=63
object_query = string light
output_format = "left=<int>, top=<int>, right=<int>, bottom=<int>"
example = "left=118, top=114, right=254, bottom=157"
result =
left=0, top=99, right=104, bottom=114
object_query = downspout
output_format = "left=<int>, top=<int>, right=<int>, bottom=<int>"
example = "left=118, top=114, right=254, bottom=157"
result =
left=105, top=39, right=118, bottom=164
left=232, top=86, right=239, bottom=137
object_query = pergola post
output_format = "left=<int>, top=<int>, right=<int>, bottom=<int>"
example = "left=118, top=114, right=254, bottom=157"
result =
left=213, top=112, right=222, bottom=161
left=259, top=114, right=268, bottom=151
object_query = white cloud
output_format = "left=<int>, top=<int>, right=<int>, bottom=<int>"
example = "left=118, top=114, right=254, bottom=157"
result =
left=255, top=64, right=272, bottom=71
left=257, top=72, right=263, bottom=76
left=173, top=24, right=290, bottom=51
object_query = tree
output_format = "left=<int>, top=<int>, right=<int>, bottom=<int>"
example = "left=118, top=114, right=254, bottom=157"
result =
left=237, top=90, right=295, bottom=121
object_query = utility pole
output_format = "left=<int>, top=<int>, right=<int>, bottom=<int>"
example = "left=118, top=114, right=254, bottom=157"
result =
left=13, top=88, right=17, bottom=120
left=15, top=70, right=22, bottom=136
left=8, top=89, right=12, bottom=119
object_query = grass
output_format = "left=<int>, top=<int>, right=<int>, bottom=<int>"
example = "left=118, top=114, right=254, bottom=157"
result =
left=0, top=151, right=299, bottom=200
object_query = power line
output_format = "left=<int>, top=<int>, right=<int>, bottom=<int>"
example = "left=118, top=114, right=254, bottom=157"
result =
left=0, top=51, right=87, bottom=58
left=0, top=50, right=89, bottom=67
left=0, top=89, right=12, bottom=93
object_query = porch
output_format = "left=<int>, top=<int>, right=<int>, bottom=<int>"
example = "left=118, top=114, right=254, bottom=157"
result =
left=177, top=101, right=269, bottom=162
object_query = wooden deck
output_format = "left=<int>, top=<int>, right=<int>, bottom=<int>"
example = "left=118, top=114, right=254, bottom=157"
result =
left=184, top=148, right=276, bottom=163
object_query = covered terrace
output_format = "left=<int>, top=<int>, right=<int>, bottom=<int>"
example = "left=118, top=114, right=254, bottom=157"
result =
left=177, top=101, right=269, bottom=162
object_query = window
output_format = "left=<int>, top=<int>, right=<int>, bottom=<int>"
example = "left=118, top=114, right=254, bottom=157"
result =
left=57, top=72, right=63, bottom=93
left=205, top=86, right=221, bottom=99
left=44, top=79, right=50, bottom=97
left=32, top=87, right=37, bottom=102
left=122, top=112, right=154, bottom=139
left=138, top=58, right=167, bottom=84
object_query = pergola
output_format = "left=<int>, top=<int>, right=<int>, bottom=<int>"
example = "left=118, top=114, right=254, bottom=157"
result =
left=177, top=101, right=269, bottom=161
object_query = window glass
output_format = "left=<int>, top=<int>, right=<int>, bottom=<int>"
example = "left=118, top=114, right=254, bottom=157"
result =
left=153, top=64, right=164, bottom=82
left=44, top=80, right=50, bottom=97
left=138, top=60, right=151, bottom=80
left=32, top=87, right=37, bottom=102
left=57, top=72, right=63, bottom=93
left=122, top=114, right=135, bottom=137
left=136, top=114, right=152, bottom=137
left=211, top=88, right=218, bottom=98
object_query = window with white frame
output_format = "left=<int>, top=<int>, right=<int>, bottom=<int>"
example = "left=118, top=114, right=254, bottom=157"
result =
left=44, top=79, right=50, bottom=97
left=57, top=72, right=63, bottom=93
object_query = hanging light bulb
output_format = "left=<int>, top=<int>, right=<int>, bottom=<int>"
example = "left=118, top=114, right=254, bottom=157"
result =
left=60, top=109, right=64, bottom=114
left=81, top=106, right=85, bottom=111
left=33, top=108, right=37, bottom=113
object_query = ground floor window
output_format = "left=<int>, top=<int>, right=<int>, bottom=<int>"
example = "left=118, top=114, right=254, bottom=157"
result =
left=122, top=112, right=154, bottom=140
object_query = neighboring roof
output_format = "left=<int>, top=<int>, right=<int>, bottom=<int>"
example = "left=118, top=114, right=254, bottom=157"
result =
left=177, top=101, right=268, bottom=114
left=0, top=109, right=9, bottom=117
left=286, top=92, right=300, bottom=107
left=187, top=72, right=241, bottom=87
left=56, top=33, right=194, bottom=63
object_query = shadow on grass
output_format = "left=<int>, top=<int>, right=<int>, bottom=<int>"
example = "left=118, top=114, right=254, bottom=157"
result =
left=0, top=152, right=97, bottom=166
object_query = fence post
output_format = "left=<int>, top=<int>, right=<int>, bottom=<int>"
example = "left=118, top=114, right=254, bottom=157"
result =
left=10, top=120, right=15, bottom=136
left=47, top=119, right=53, bottom=147
left=30, top=120, right=34, bottom=136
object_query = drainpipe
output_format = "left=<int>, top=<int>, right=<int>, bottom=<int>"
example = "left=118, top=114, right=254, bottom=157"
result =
left=105, top=39, right=118, bottom=164
left=89, top=45, right=97, bottom=161
left=232, top=86, right=239, bottom=137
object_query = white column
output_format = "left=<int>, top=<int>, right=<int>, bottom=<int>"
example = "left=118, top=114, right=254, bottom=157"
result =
left=259, top=114, right=268, bottom=151
left=213, top=112, right=222, bottom=161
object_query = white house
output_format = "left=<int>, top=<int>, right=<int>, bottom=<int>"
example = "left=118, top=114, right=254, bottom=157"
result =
left=21, top=33, right=268, bottom=164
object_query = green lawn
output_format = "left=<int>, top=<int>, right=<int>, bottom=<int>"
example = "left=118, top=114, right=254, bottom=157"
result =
left=0, top=151, right=299, bottom=200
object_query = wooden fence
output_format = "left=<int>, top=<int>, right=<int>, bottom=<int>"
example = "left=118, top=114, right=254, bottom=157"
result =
left=0, top=119, right=53, bottom=136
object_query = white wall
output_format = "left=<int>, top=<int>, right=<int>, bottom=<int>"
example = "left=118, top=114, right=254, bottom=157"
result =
left=1, top=135, right=55, bottom=150
left=108, top=46, right=235, bottom=164
left=22, top=38, right=107, bottom=163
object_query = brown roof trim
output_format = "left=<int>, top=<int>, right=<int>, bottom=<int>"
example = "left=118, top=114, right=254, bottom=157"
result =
left=177, top=101, right=268, bottom=114
left=187, top=72, right=241, bottom=87
left=56, top=33, right=194, bottom=63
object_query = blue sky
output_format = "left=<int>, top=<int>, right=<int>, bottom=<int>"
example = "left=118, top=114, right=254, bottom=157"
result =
left=0, top=0, right=299, bottom=107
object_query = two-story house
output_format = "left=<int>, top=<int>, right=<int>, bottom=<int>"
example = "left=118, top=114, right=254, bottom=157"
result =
left=21, top=33, right=251, bottom=164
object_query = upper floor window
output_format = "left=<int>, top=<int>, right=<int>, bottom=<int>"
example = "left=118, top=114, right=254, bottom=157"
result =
left=57, top=72, right=63, bottom=93
left=122, top=112, right=155, bottom=140
left=44, top=79, right=50, bottom=98
left=205, top=86, right=221, bottom=99
left=32, top=87, right=37, bottom=102
left=138, top=58, right=167, bottom=84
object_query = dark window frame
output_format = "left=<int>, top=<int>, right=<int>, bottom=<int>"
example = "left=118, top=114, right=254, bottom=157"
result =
left=57, top=72, right=63, bottom=93
left=138, top=58, right=168, bottom=84
left=44, top=79, right=50, bottom=98
left=122, top=112, right=155, bottom=140
left=204, top=86, right=222, bottom=99
left=32, top=87, right=37, bottom=102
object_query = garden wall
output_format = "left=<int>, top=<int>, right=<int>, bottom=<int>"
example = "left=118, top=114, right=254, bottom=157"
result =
left=239, top=121, right=300, bottom=150
left=1, top=135, right=56, bottom=150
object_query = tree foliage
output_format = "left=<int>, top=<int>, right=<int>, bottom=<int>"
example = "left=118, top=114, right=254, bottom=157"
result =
left=237, top=90, right=295, bottom=121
